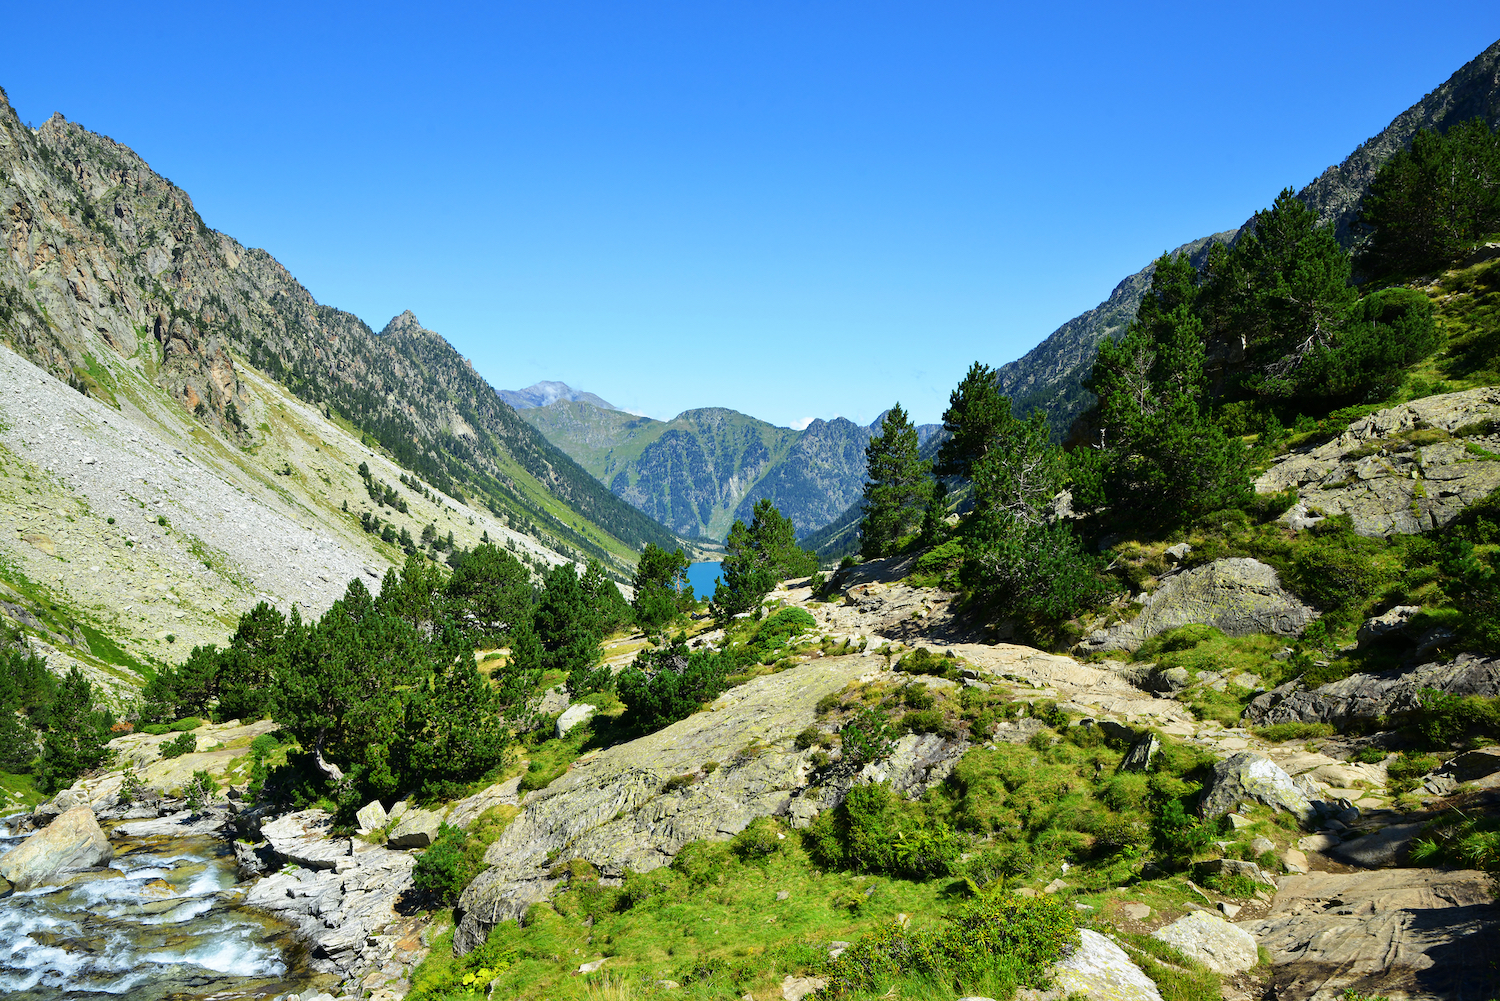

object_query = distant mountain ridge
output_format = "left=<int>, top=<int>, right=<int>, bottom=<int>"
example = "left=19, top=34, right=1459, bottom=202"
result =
left=519, top=398, right=939, bottom=540
left=1000, top=36, right=1500, bottom=439
left=499, top=381, right=617, bottom=411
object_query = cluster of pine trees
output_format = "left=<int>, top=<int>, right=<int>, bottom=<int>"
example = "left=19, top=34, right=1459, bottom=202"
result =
left=140, top=545, right=632, bottom=813
left=0, top=631, right=115, bottom=793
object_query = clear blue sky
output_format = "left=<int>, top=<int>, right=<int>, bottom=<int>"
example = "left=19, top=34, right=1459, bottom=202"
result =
left=4, top=4, right=1497, bottom=428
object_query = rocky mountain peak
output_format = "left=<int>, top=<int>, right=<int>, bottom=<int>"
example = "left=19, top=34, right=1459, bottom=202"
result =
left=380, top=310, right=427, bottom=337
left=498, top=381, right=616, bottom=411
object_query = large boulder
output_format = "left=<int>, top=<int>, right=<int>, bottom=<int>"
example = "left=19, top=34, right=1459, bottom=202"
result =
left=356, top=799, right=388, bottom=833
left=1241, top=867, right=1500, bottom=1000
left=0, top=804, right=112, bottom=890
left=245, top=844, right=416, bottom=987
left=1078, top=558, right=1316, bottom=654
left=1050, top=928, right=1162, bottom=1001
left=1254, top=387, right=1500, bottom=538
left=1244, top=653, right=1500, bottom=728
left=262, top=809, right=352, bottom=869
left=555, top=703, right=596, bottom=739
left=1150, top=910, right=1259, bottom=975
left=1440, top=746, right=1500, bottom=783
left=387, top=806, right=445, bottom=849
left=1199, top=752, right=1317, bottom=825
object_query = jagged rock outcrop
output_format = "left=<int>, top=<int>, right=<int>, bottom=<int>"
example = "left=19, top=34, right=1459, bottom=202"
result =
left=0, top=88, right=678, bottom=572
left=1243, top=654, right=1500, bottom=727
left=1078, top=558, right=1316, bottom=654
left=245, top=842, right=420, bottom=990
left=0, top=804, right=112, bottom=890
left=1255, top=388, right=1500, bottom=537
left=1241, top=868, right=1500, bottom=1001
left=453, top=654, right=963, bottom=954
left=1198, top=752, right=1317, bottom=826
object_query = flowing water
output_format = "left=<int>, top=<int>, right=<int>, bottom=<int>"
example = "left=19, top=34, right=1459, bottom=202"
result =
left=0, top=817, right=318, bottom=1000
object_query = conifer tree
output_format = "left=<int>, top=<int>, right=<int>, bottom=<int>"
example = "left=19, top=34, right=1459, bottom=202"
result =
left=860, top=404, right=932, bottom=558
left=935, top=363, right=1009, bottom=479
left=36, top=667, right=113, bottom=793
left=632, top=543, right=691, bottom=633
left=1079, top=251, right=1247, bottom=527
left=711, top=500, right=817, bottom=621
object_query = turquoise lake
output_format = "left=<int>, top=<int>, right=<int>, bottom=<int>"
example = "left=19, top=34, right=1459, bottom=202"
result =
left=685, top=560, right=722, bottom=600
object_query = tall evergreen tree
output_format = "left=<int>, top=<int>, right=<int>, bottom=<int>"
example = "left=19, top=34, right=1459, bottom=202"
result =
left=632, top=543, right=692, bottom=633
left=710, top=499, right=817, bottom=622
left=1204, top=189, right=1357, bottom=391
left=444, top=543, right=533, bottom=642
left=860, top=403, right=932, bottom=558
left=36, top=667, right=113, bottom=793
left=935, top=362, right=1009, bottom=479
left=1359, top=119, right=1500, bottom=278
left=534, top=563, right=607, bottom=695
left=1079, top=251, right=1248, bottom=527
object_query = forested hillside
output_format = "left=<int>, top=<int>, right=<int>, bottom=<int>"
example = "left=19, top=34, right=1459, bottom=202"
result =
left=997, top=36, right=1500, bottom=440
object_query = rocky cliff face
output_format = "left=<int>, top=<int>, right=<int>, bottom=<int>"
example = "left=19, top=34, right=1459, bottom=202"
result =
left=0, top=88, right=679, bottom=570
left=521, top=400, right=939, bottom=540
left=998, top=36, right=1500, bottom=438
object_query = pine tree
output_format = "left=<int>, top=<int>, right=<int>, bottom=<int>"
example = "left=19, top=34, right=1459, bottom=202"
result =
left=1208, top=189, right=1357, bottom=387
left=935, top=363, right=1010, bottom=479
left=1081, top=252, right=1248, bottom=527
left=444, top=543, right=533, bottom=642
left=36, top=667, right=113, bottom=793
left=632, top=543, right=691, bottom=633
left=1359, top=119, right=1500, bottom=278
left=860, top=404, right=932, bottom=558
left=710, top=500, right=817, bottom=621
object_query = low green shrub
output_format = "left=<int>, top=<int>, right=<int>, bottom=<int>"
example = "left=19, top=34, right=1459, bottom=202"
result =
left=1386, top=750, right=1440, bottom=793
left=160, top=731, right=197, bottom=759
left=730, top=816, right=785, bottom=861
left=907, top=539, right=965, bottom=589
left=249, top=733, right=282, bottom=759
left=140, top=724, right=170, bottom=736
left=519, top=759, right=566, bottom=792
left=1409, top=687, right=1500, bottom=747
left=1409, top=809, right=1500, bottom=872
left=807, top=781, right=965, bottom=879
left=169, top=717, right=203, bottom=732
left=840, top=707, right=896, bottom=765
left=184, top=770, right=218, bottom=812
left=1254, top=722, right=1335, bottom=743
left=1136, top=624, right=1223, bottom=660
left=412, top=823, right=473, bottom=904
left=818, top=894, right=1077, bottom=1001
left=895, top=646, right=959, bottom=680
left=615, top=642, right=750, bottom=732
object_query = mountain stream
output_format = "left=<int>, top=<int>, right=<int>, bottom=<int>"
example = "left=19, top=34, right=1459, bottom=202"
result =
left=0, top=817, right=319, bottom=1000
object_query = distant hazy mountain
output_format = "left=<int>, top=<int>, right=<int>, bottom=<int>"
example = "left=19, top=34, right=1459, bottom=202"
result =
left=498, top=381, right=617, bottom=411
left=519, top=399, right=939, bottom=540
left=1000, top=36, right=1500, bottom=440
